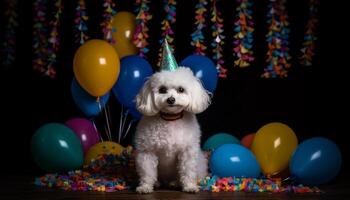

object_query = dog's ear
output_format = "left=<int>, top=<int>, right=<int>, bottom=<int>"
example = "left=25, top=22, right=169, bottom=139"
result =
left=186, top=78, right=211, bottom=114
left=135, top=80, right=159, bottom=116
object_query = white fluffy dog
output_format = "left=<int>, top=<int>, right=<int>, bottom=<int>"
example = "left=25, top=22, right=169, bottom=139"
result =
left=134, top=67, right=211, bottom=193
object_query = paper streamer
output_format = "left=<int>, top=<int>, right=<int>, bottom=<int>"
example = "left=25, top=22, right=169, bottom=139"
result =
left=210, top=0, right=227, bottom=78
left=233, top=0, right=255, bottom=68
left=133, top=0, right=152, bottom=58
left=32, top=0, right=48, bottom=74
left=46, top=0, right=64, bottom=79
left=262, top=0, right=291, bottom=78
left=157, top=0, right=177, bottom=67
left=1, top=0, right=18, bottom=70
left=101, top=0, right=117, bottom=44
left=191, top=0, right=208, bottom=56
left=299, top=0, right=319, bottom=66
left=75, top=0, right=89, bottom=45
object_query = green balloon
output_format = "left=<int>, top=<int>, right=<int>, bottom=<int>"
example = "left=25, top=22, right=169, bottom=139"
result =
left=31, top=123, right=84, bottom=172
left=202, top=133, right=240, bottom=151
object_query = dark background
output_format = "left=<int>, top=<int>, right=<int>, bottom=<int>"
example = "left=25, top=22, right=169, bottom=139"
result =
left=0, top=0, right=348, bottom=178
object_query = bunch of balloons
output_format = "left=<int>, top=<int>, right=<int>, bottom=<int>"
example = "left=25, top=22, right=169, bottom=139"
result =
left=71, top=11, right=146, bottom=120
left=207, top=122, right=342, bottom=186
left=31, top=118, right=127, bottom=172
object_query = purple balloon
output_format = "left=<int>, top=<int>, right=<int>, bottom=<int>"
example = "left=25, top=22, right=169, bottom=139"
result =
left=65, top=118, right=101, bottom=154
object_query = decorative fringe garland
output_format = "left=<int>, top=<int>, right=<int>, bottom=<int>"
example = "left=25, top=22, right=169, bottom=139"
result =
left=101, top=0, right=116, bottom=44
left=75, top=0, right=89, bottom=45
left=262, top=0, right=291, bottom=78
left=157, top=0, right=177, bottom=67
left=210, top=0, right=227, bottom=78
left=233, top=0, right=255, bottom=68
left=299, top=0, right=319, bottom=66
left=46, top=0, right=64, bottom=79
left=191, top=0, right=208, bottom=56
left=134, top=0, right=152, bottom=58
left=1, top=0, right=18, bottom=70
left=32, top=0, right=48, bottom=74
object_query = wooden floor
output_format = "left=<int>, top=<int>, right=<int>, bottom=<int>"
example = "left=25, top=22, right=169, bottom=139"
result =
left=1, top=174, right=350, bottom=200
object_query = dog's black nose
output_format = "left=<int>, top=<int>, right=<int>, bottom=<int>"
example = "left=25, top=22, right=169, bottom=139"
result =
left=167, top=97, right=175, bottom=105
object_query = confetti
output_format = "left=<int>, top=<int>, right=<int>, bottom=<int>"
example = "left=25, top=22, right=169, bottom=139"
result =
left=191, top=0, right=208, bottom=56
left=262, top=0, right=291, bottom=78
left=299, top=0, right=319, bottom=66
left=134, top=0, right=152, bottom=58
left=74, top=0, right=89, bottom=45
left=210, top=0, right=227, bottom=78
left=198, top=176, right=322, bottom=193
left=233, top=0, right=255, bottom=68
left=35, top=147, right=136, bottom=192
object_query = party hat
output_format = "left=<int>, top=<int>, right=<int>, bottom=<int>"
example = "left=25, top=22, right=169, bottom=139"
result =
left=160, top=39, right=178, bottom=71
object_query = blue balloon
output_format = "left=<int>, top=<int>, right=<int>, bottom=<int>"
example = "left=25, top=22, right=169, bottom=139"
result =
left=210, top=144, right=261, bottom=178
left=127, top=107, right=142, bottom=120
left=71, top=79, right=110, bottom=117
left=203, top=133, right=240, bottom=151
left=112, top=55, right=153, bottom=109
left=180, top=55, right=218, bottom=93
left=290, top=137, right=342, bottom=185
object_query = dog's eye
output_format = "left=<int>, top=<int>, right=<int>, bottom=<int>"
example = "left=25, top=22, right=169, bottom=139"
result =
left=177, top=87, right=185, bottom=93
left=159, top=86, right=167, bottom=94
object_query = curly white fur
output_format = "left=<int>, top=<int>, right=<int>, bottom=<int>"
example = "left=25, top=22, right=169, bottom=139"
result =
left=134, top=67, right=211, bottom=193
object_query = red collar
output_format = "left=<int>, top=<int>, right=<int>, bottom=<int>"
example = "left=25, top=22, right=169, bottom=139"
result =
left=160, top=111, right=184, bottom=121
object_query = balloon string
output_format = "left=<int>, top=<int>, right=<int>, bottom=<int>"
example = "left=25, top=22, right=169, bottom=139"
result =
left=123, top=120, right=134, bottom=140
left=106, top=103, right=113, bottom=141
left=118, top=105, right=124, bottom=143
left=91, top=119, right=103, bottom=142
left=96, top=100, right=106, bottom=141
left=121, top=110, right=129, bottom=139
left=104, top=103, right=112, bottom=141
left=99, top=100, right=111, bottom=141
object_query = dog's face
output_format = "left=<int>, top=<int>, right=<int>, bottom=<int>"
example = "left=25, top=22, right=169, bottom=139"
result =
left=136, top=67, right=211, bottom=116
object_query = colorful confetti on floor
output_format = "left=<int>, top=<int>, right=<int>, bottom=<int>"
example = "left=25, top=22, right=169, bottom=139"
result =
left=198, top=176, right=322, bottom=193
left=35, top=148, right=321, bottom=193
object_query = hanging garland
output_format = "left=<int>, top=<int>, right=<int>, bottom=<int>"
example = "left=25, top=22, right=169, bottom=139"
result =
left=299, top=0, right=319, bottom=66
left=210, top=0, right=227, bottom=78
left=32, top=0, right=48, bottom=74
left=45, top=0, right=64, bottom=79
left=190, top=0, right=208, bottom=56
left=157, top=0, right=177, bottom=67
left=262, top=0, right=291, bottom=78
left=233, top=0, right=255, bottom=68
left=74, top=0, right=89, bottom=45
left=1, top=0, right=18, bottom=70
left=133, top=0, right=152, bottom=58
left=101, top=0, right=117, bottom=44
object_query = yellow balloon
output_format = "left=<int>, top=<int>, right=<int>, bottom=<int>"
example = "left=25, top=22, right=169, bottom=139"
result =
left=84, top=141, right=124, bottom=165
left=251, top=122, right=298, bottom=176
left=111, top=11, right=138, bottom=58
left=73, top=39, right=120, bottom=97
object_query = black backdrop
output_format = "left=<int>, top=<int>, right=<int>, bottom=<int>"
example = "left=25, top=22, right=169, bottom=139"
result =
left=0, top=0, right=348, bottom=177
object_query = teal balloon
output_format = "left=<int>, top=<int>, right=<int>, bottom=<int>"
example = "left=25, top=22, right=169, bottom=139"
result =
left=31, top=123, right=84, bottom=172
left=203, top=133, right=240, bottom=151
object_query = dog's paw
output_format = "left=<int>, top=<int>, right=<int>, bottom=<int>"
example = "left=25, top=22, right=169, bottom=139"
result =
left=136, top=184, right=154, bottom=194
left=182, top=184, right=199, bottom=193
